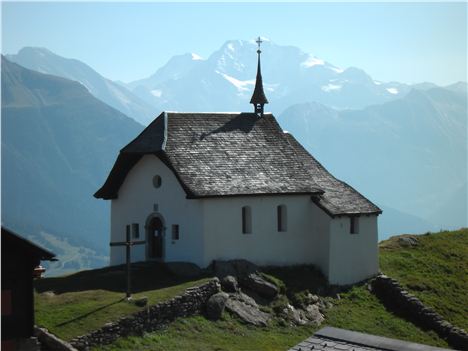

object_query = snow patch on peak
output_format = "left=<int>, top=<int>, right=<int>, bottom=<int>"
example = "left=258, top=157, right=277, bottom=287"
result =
left=374, top=80, right=382, bottom=85
left=301, top=54, right=325, bottom=68
left=151, top=89, right=162, bottom=98
left=386, top=87, right=399, bottom=95
left=321, top=83, right=342, bottom=92
left=217, top=71, right=255, bottom=94
left=330, top=66, right=344, bottom=73
left=191, top=53, right=203, bottom=61
left=227, top=43, right=235, bottom=52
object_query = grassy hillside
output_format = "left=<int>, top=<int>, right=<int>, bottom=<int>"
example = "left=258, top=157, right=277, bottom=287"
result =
left=379, top=228, right=468, bottom=330
left=35, top=229, right=466, bottom=350
left=34, top=263, right=210, bottom=340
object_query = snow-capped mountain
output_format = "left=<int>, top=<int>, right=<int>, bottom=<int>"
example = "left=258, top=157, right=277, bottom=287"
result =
left=126, top=39, right=411, bottom=115
left=6, top=47, right=157, bottom=125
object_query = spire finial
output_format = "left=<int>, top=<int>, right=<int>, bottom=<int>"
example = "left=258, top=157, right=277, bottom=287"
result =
left=256, top=36, right=263, bottom=54
left=250, top=36, right=268, bottom=117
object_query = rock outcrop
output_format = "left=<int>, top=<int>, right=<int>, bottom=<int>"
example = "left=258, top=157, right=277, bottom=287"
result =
left=225, top=292, right=271, bottom=326
left=206, top=292, right=229, bottom=320
left=241, top=273, right=278, bottom=299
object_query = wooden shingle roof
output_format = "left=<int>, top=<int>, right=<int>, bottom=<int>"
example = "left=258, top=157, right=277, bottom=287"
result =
left=95, top=112, right=381, bottom=216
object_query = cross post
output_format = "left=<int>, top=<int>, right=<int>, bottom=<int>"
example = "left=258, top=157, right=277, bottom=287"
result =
left=110, top=229, right=146, bottom=299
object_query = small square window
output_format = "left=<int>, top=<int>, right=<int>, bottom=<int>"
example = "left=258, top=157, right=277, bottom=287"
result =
left=172, top=224, right=179, bottom=240
left=132, top=223, right=140, bottom=239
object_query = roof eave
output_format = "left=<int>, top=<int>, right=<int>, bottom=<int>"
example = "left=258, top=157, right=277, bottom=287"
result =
left=187, top=190, right=323, bottom=200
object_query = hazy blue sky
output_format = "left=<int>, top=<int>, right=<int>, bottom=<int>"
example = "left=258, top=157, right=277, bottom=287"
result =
left=2, top=2, right=466, bottom=85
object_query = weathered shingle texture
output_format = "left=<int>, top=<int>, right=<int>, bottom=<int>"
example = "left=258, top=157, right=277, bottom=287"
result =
left=95, top=112, right=381, bottom=216
left=289, top=327, right=451, bottom=351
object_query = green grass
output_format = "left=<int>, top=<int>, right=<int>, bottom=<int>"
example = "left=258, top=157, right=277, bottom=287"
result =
left=35, top=229, right=466, bottom=350
left=34, top=262, right=210, bottom=340
left=379, top=228, right=468, bottom=330
left=90, top=274, right=449, bottom=351
left=324, top=284, right=449, bottom=348
left=93, top=315, right=318, bottom=351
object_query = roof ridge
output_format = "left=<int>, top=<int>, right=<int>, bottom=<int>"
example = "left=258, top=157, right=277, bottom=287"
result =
left=165, top=111, right=273, bottom=115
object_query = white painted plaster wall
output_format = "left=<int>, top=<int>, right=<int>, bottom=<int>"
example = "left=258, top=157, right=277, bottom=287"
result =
left=108, top=154, right=378, bottom=286
left=110, top=155, right=204, bottom=266
left=327, top=215, right=379, bottom=285
left=201, top=196, right=331, bottom=274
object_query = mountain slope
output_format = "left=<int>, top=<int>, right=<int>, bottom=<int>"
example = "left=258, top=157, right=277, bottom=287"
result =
left=278, top=87, right=467, bottom=233
left=1, top=57, right=144, bottom=272
left=6, top=47, right=156, bottom=125
left=126, top=39, right=411, bottom=115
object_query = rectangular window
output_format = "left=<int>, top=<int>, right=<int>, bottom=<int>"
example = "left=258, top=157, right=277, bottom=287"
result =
left=126, top=224, right=131, bottom=241
left=350, top=217, right=359, bottom=234
left=172, top=224, right=180, bottom=240
left=132, top=223, right=140, bottom=239
left=277, top=205, right=287, bottom=232
left=242, top=206, right=252, bottom=234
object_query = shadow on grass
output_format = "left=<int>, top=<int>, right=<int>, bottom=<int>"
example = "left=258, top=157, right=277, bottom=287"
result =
left=54, top=298, right=125, bottom=327
left=35, top=261, right=209, bottom=294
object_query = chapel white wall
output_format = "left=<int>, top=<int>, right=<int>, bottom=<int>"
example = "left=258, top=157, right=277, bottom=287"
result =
left=110, top=155, right=204, bottom=266
left=327, top=215, right=379, bottom=285
left=201, top=196, right=331, bottom=273
left=108, top=154, right=379, bottom=286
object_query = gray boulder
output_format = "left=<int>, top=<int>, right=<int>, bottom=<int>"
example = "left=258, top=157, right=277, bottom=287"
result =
left=398, top=236, right=419, bottom=247
left=206, top=292, right=229, bottom=320
left=221, top=275, right=239, bottom=293
left=241, top=273, right=278, bottom=299
left=282, top=304, right=308, bottom=326
left=304, top=304, right=325, bottom=326
left=225, top=292, right=270, bottom=326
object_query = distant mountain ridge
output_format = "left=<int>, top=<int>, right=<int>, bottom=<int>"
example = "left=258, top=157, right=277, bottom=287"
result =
left=1, top=56, right=144, bottom=273
left=278, top=84, right=467, bottom=234
left=6, top=47, right=157, bottom=125
left=125, top=39, right=412, bottom=115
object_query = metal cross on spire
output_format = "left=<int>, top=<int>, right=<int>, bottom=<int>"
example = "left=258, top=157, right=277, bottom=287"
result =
left=256, top=36, right=263, bottom=53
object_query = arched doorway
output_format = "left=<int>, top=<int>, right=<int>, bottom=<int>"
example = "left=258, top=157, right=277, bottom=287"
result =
left=146, top=215, right=164, bottom=260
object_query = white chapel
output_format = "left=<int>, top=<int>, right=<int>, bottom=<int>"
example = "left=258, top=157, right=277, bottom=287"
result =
left=95, top=38, right=382, bottom=285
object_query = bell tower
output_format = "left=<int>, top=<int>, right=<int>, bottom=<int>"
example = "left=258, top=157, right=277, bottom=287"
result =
left=250, top=36, right=269, bottom=117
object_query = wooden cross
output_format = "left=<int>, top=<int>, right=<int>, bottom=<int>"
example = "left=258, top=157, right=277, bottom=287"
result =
left=110, top=229, right=145, bottom=299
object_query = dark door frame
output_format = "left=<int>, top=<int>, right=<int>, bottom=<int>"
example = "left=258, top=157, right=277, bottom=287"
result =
left=144, top=213, right=166, bottom=261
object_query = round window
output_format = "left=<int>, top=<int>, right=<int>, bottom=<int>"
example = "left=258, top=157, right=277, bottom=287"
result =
left=152, top=175, right=162, bottom=188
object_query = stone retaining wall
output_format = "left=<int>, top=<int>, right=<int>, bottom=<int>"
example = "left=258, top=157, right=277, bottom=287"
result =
left=371, top=274, right=468, bottom=351
left=34, top=327, right=78, bottom=351
left=70, top=278, right=220, bottom=350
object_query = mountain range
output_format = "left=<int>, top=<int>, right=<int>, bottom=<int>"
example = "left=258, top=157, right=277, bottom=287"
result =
left=1, top=57, right=143, bottom=274
left=277, top=85, right=467, bottom=232
left=125, top=39, right=411, bottom=114
left=6, top=47, right=156, bottom=125
left=2, top=40, right=466, bottom=274
left=7, top=41, right=412, bottom=119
